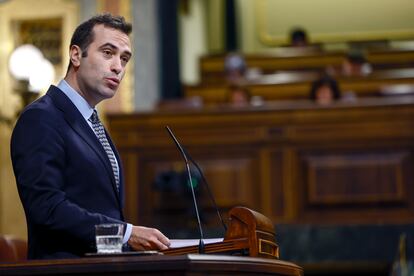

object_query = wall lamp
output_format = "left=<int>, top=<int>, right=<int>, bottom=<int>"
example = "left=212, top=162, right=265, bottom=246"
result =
left=8, top=44, right=55, bottom=114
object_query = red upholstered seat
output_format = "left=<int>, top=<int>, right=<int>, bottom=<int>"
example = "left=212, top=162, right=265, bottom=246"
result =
left=0, top=235, right=27, bottom=262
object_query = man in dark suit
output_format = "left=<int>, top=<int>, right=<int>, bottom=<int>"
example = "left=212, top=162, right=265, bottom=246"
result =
left=10, top=13, right=170, bottom=259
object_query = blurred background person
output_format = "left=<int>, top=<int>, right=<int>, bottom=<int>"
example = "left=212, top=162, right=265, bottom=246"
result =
left=310, top=75, right=341, bottom=105
left=289, top=27, right=309, bottom=47
left=224, top=52, right=247, bottom=85
left=226, top=85, right=251, bottom=106
left=342, top=50, right=372, bottom=77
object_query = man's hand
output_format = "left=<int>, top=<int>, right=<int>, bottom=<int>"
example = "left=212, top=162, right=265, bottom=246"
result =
left=128, top=226, right=170, bottom=251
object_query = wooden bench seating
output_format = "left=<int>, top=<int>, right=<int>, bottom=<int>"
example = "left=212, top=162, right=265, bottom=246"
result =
left=200, top=48, right=414, bottom=84
left=185, top=68, right=414, bottom=104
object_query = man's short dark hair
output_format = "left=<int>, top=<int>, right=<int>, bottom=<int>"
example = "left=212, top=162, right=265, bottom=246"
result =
left=67, top=13, right=132, bottom=71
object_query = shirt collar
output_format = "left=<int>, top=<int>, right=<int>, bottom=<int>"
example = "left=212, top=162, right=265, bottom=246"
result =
left=57, top=80, right=95, bottom=120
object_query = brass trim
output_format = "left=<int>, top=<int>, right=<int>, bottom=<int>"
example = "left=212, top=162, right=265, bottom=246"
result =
left=258, top=238, right=279, bottom=258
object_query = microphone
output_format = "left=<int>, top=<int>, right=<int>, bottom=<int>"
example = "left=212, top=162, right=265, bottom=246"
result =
left=165, top=126, right=205, bottom=253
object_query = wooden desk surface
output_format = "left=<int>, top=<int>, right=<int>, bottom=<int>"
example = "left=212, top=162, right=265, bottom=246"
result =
left=0, top=254, right=303, bottom=275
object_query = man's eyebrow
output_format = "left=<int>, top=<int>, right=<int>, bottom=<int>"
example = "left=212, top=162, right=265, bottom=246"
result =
left=99, top=42, right=117, bottom=50
left=99, top=43, right=132, bottom=57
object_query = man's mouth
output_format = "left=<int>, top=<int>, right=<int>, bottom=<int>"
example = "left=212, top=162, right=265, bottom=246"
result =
left=105, top=77, right=120, bottom=88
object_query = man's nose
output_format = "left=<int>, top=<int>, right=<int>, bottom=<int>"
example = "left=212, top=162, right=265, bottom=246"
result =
left=111, top=58, right=122, bottom=74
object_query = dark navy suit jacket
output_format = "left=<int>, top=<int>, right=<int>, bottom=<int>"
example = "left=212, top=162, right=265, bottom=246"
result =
left=11, top=85, right=126, bottom=259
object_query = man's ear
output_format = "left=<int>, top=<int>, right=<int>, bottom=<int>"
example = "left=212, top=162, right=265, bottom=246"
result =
left=69, top=45, right=82, bottom=68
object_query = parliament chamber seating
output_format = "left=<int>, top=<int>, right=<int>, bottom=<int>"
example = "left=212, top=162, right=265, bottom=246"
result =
left=185, top=68, right=414, bottom=104
left=199, top=47, right=414, bottom=84
left=186, top=46, right=414, bottom=106
left=0, top=235, right=27, bottom=262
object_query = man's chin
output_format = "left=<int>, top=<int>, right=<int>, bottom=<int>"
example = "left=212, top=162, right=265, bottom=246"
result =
left=102, top=88, right=118, bottom=99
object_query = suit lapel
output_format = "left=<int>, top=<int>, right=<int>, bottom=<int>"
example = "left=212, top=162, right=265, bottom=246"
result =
left=46, top=86, right=122, bottom=205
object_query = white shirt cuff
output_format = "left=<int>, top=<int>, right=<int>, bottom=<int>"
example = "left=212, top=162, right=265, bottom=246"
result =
left=123, top=223, right=132, bottom=244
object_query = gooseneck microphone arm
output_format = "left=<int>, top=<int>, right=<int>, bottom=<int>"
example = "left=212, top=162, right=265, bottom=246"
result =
left=185, top=151, right=228, bottom=233
left=165, top=126, right=205, bottom=254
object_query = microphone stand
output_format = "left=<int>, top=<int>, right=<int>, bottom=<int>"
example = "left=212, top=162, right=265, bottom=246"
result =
left=166, top=126, right=205, bottom=253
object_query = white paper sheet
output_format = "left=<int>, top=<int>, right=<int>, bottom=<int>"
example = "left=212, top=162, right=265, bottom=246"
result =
left=169, top=238, right=224, bottom=249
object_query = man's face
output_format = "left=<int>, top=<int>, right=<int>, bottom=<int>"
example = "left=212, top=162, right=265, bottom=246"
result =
left=74, top=24, right=131, bottom=106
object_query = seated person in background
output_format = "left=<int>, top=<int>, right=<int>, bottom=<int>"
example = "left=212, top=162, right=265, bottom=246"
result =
left=224, top=53, right=247, bottom=85
left=227, top=85, right=251, bottom=106
left=289, top=27, right=309, bottom=47
left=286, top=27, right=322, bottom=52
left=310, top=75, right=341, bottom=105
left=342, top=50, right=372, bottom=77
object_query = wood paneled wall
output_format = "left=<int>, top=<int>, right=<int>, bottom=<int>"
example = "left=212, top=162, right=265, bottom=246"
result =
left=107, top=96, right=414, bottom=234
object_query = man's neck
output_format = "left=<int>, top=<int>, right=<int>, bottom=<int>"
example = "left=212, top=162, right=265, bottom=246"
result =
left=63, top=74, right=97, bottom=107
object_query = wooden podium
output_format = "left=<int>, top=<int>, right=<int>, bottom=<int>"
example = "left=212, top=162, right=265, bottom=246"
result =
left=0, top=207, right=302, bottom=275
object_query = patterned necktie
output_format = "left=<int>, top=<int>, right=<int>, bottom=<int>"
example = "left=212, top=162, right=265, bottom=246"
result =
left=89, top=110, right=120, bottom=192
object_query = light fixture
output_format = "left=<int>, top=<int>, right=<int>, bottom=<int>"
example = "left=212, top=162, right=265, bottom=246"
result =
left=9, top=44, right=43, bottom=81
left=29, top=58, right=55, bottom=92
left=8, top=44, right=55, bottom=111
